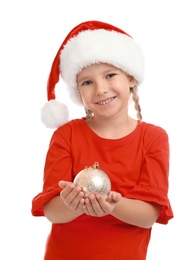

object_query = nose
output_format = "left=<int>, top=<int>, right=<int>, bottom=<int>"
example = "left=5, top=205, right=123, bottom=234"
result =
left=95, top=80, right=109, bottom=96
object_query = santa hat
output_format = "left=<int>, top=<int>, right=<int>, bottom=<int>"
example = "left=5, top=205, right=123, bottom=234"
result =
left=41, top=20, right=145, bottom=128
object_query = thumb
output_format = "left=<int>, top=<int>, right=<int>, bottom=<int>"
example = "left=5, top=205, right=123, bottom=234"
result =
left=107, top=191, right=121, bottom=202
left=58, top=180, right=71, bottom=189
left=111, top=192, right=122, bottom=202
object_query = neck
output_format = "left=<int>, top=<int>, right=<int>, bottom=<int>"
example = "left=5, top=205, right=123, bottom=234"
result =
left=86, top=115, right=138, bottom=139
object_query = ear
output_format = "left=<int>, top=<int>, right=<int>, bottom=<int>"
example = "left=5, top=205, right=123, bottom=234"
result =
left=129, top=76, right=137, bottom=88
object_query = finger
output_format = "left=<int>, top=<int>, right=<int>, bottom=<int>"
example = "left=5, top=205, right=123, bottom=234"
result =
left=84, top=197, right=97, bottom=216
left=69, top=189, right=85, bottom=210
left=107, top=192, right=121, bottom=202
left=58, top=180, right=72, bottom=189
left=61, top=185, right=83, bottom=209
left=77, top=197, right=85, bottom=212
left=86, top=195, right=105, bottom=216
left=95, top=194, right=111, bottom=213
left=82, top=205, right=90, bottom=215
left=111, top=192, right=121, bottom=202
left=60, top=183, right=75, bottom=199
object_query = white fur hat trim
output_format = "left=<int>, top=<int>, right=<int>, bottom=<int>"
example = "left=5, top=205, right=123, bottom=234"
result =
left=60, top=29, right=144, bottom=105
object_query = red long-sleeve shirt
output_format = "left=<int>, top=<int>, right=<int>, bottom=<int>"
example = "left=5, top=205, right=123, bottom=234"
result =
left=32, top=118, right=173, bottom=260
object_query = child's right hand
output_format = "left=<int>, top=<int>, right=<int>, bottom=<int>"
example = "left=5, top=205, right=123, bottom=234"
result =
left=58, top=180, right=85, bottom=214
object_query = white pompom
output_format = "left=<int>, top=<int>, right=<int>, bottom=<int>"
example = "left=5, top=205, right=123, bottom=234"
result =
left=41, top=100, right=69, bottom=128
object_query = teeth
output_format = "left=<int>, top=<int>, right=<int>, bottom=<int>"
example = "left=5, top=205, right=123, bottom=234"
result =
left=98, top=98, right=113, bottom=105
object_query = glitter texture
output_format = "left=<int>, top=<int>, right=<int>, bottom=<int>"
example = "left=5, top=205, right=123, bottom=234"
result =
left=73, top=163, right=111, bottom=198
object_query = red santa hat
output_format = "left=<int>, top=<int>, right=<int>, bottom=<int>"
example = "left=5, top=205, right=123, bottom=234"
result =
left=41, top=20, right=145, bottom=128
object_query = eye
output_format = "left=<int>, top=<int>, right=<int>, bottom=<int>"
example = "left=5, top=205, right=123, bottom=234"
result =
left=106, top=73, right=116, bottom=79
left=81, top=80, right=93, bottom=86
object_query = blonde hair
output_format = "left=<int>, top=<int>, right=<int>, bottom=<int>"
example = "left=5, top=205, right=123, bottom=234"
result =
left=130, top=85, right=142, bottom=121
left=85, top=108, right=93, bottom=119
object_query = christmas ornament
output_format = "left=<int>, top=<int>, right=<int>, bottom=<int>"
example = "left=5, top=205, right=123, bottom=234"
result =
left=73, top=162, right=111, bottom=198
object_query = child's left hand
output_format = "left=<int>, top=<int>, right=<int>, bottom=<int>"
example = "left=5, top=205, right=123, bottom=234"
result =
left=82, top=191, right=121, bottom=217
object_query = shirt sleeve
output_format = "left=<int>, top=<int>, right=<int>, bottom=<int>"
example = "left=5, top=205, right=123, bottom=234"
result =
left=124, top=127, right=174, bottom=224
left=31, top=127, right=73, bottom=216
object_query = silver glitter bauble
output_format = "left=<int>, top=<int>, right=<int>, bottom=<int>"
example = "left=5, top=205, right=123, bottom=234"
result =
left=73, top=162, right=111, bottom=198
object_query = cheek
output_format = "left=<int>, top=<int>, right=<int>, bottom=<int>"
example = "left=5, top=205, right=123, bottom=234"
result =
left=79, top=87, right=92, bottom=99
left=79, top=89, right=92, bottom=105
left=119, top=86, right=131, bottom=101
left=79, top=89, right=86, bottom=99
left=115, top=83, right=130, bottom=96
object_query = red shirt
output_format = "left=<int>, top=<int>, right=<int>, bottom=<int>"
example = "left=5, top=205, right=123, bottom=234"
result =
left=32, top=118, right=173, bottom=260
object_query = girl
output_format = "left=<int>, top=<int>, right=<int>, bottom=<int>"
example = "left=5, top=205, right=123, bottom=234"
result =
left=32, top=20, right=173, bottom=260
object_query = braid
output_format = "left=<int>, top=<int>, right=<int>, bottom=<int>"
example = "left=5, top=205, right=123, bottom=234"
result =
left=130, top=85, right=142, bottom=121
left=85, top=108, right=93, bottom=119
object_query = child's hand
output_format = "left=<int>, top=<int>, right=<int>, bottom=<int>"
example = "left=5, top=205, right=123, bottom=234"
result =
left=82, top=191, right=121, bottom=217
left=58, top=180, right=85, bottom=213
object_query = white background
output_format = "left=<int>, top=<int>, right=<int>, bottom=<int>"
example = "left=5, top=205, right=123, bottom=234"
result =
left=1, top=0, right=194, bottom=259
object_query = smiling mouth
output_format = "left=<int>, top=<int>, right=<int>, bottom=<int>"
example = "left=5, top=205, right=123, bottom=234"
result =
left=96, top=97, right=115, bottom=105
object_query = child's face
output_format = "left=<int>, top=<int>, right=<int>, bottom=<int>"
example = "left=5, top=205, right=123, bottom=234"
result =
left=77, top=63, right=136, bottom=118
